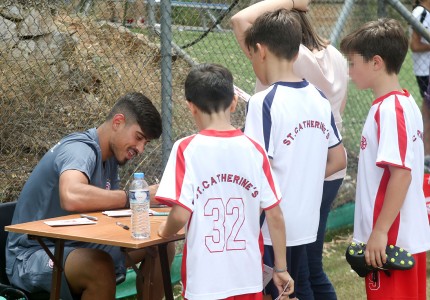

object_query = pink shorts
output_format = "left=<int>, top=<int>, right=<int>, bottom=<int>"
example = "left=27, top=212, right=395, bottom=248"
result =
left=365, top=252, right=427, bottom=300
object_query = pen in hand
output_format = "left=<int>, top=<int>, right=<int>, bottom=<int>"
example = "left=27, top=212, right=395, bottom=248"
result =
left=116, top=222, right=129, bottom=230
left=80, top=214, right=98, bottom=221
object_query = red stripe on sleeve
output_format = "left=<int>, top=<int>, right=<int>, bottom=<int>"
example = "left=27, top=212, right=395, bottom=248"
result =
left=374, top=103, right=381, bottom=142
left=175, top=136, right=195, bottom=201
left=394, top=96, right=407, bottom=166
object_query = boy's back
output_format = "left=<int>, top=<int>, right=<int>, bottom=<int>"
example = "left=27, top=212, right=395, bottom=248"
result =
left=245, top=80, right=342, bottom=246
left=157, top=128, right=282, bottom=299
left=157, top=63, right=293, bottom=299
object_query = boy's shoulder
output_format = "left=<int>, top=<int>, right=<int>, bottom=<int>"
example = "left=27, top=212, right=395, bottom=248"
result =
left=249, top=85, right=274, bottom=101
left=249, top=81, right=330, bottom=110
left=371, top=89, right=414, bottom=108
left=172, top=133, right=198, bottom=149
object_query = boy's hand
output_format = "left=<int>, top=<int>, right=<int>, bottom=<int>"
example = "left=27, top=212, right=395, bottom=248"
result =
left=157, top=220, right=169, bottom=238
left=272, top=271, right=294, bottom=298
left=149, top=183, right=159, bottom=203
left=365, top=229, right=388, bottom=268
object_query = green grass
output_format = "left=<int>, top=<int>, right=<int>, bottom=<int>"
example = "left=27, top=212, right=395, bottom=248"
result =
left=172, top=30, right=255, bottom=92
left=324, top=230, right=430, bottom=300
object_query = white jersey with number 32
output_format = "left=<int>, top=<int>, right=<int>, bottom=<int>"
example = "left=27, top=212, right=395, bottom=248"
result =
left=156, top=129, right=282, bottom=300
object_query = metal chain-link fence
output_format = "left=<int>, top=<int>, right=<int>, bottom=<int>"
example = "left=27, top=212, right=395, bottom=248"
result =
left=0, top=0, right=425, bottom=208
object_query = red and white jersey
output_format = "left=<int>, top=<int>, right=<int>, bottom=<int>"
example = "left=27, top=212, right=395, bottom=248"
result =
left=245, top=81, right=342, bottom=246
left=354, top=90, right=430, bottom=254
left=155, top=129, right=281, bottom=300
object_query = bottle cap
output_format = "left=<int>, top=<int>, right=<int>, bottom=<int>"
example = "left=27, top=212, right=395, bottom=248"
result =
left=134, top=172, right=144, bottom=179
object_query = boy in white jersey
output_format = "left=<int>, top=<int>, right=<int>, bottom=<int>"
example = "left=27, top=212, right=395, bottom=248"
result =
left=340, top=19, right=430, bottom=299
left=155, top=63, right=294, bottom=300
left=242, top=9, right=346, bottom=300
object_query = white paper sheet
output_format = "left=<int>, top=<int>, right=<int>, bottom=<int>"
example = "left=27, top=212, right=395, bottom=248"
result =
left=102, top=209, right=132, bottom=217
left=44, top=217, right=97, bottom=226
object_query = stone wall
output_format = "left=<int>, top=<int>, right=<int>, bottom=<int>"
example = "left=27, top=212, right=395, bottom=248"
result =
left=0, top=3, right=77, bottom=75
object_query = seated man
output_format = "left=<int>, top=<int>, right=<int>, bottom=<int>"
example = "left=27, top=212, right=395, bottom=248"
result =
left=6, top=92, right=174, bottom=300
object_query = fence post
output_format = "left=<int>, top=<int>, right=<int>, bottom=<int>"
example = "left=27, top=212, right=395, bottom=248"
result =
left=160, top=0, right=173, bottom=168
left=147, top=0, right=157, bottom=28
left=378, top=0, right=387, bottom=17
left=330, top=0, right=355, bottom=46
left=386, top=0, right=430, bottom=43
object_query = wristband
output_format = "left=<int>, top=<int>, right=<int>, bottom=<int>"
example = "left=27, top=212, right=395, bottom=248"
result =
left=274, top=266, right=288, bottom=273
left=124, top=190, right=130, bottom=208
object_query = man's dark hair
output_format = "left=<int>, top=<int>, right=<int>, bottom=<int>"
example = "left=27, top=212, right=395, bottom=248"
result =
left=340, top=18, right=408, bottom=75
left=107, top=92, right=162, bottom=140
left=244, top=9, right=302, bottom=61
left=184, top=63, right=234, bottom=114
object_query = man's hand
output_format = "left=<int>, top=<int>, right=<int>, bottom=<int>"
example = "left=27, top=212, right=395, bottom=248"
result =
left=272, top=271, right=294, bottom=299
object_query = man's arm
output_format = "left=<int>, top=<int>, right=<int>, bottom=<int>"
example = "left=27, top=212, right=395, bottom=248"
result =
left=158, top=204, right=191, bottom=238
left=265, top=205, right=294, bottom=297
left=325, top=143, right=347, bottom=178
left=230, top=0, right=309, bottom=59
left=59, top=170, right=128, bottom=212
left=365, top=166, right=411, bottom=268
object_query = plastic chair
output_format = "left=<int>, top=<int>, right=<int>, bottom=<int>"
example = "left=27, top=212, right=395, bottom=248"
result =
left=0, top=201, right=50, bottom=299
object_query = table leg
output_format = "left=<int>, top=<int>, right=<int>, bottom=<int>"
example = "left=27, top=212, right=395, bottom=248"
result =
left=32, top=237, right=64, bottom=300
left=142, top=252, right=154, bottom=300
left=158, top=243, right=173, bottom=300
left=50, top=239, right=64, bottom=300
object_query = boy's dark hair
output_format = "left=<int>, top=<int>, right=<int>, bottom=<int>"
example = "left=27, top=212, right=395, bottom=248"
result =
left=107, top=92, right=162, bottom=140
left=184, top=63, right=234, bottom=114
left=340, top=18, right=408, bottom=75
left=244, top=9, right=301, bottom=61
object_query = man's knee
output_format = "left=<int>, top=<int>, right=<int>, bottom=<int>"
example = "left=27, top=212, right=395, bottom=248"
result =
left=65, top=248, right=116, bottom=285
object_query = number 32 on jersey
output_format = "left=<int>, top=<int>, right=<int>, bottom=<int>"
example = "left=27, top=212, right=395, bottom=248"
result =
left=204, top=197, right=246, bottom=252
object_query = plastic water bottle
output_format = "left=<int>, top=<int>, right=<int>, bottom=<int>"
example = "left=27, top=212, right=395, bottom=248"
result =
left=129, top=172, right=150, bottom=239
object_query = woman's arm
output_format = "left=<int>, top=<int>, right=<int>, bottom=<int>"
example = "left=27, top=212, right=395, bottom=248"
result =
left=410, top=30, right=430, bottom=52
left=230, top=0, right=309, bottom=58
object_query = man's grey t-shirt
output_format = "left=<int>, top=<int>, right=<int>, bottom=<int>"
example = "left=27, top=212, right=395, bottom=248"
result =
left=6, top=128, right=120, bottom=274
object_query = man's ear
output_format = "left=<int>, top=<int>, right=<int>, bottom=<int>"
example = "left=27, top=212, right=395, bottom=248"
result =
left=112, top=113, right=125, bottom=130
